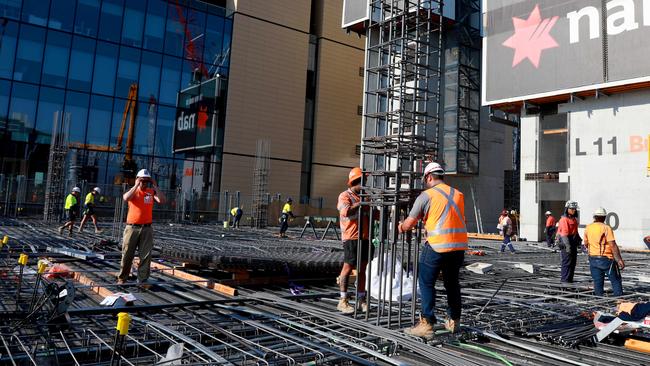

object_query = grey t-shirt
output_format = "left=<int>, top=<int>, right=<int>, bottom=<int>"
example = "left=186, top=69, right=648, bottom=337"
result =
left=408, top=191, right=431, bottom=220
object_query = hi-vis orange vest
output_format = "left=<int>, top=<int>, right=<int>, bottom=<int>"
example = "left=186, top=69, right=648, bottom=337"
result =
left=424, top=184, right=468, bottom=252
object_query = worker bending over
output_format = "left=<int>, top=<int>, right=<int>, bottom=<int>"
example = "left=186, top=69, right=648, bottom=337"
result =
left=59, top=187, right=81, bottom=236
left=399, top=162, right=468, bottom=337
left=117, top=169, right=165, bottom=287
left=79, top=187, right=102, bottom=233
left=336, top=167, right=373, bottom=314
left=584, top=207, right=624, bottom=296
left=230, top=206, right=243, bottom=228
left=545, top=211, right=557, bottom=247
left=278, top=198, right=295, bottom=238
left=558, top=200, right=581, bottom=283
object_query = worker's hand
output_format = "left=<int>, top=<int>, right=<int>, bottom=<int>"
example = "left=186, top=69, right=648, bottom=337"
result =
left=350, top=201, right=361, bottom=210
left=398, top=222, right=405, bottom=233
left=618, top=259, right=625, bottom=270
left=150, top=178, right=158, bottom=188
left=135, top=178, right=143, bottom=188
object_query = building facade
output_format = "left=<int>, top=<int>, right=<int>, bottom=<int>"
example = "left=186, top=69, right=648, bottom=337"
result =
left=0, top=0, right=367, bottom=219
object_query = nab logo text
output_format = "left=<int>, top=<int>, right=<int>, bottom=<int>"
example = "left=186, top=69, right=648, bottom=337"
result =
left=177, top=111, right=196, bottom=132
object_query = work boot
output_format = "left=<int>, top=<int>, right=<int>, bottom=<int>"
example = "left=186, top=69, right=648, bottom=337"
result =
left=78, top=228, right=83, bottom=233
left=337, top=298, right=355, bottom=314
left=405, top=318, right=434, bottom=339
left=116, top=279, right=126, bottom=285
left=445, top=318, right=460, bottom=333
left=58, top=226, right=64, bottom=235
left=95, top=228, right=102, bottom=234
left=68, top=230, right=74, bottom=237
left=358, top=299, right=368, bottom=313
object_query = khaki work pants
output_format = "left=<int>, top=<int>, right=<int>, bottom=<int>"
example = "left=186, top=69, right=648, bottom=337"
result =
left=117, top=225, right=154, bottom=282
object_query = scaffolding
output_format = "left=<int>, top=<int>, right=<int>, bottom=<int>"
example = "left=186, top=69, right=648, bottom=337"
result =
left=43, top=111, right=70, bottom=223
left=251, top=139, right=270, bottom=228
left=442, top=0, right=481, bottom=174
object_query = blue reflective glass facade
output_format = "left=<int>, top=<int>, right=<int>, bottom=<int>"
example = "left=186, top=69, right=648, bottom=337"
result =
left=0, top=0, right=232, bottom=196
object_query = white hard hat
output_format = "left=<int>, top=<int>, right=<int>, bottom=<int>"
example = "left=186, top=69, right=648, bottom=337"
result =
left=593, top=207, right=607, bottom=217
left=424, top=162, right=445, bottom=176
left=136, top=169, right=151, bottom=178
left=93, top=187, right=101, bottom=194
left=545, top=211, right=552, bottom=215
left=565, top=200, right=579, bottom=209
left=72, top=187, right=81, bottom=193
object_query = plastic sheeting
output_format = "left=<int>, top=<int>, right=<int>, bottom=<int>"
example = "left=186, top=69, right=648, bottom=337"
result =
left=368, top=253, right=418, bottom=302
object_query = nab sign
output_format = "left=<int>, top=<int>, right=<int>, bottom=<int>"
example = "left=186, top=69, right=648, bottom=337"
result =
left=173, top=77, right=220, bottom=152
left=483, top=0, right=650, bottom=105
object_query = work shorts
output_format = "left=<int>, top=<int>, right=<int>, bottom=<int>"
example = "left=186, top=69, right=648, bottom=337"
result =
left=343, top=239, right=374, bottom=266
left=65, top=209, right=77, bottom=221
left=83, top=205, right=95, bottom=216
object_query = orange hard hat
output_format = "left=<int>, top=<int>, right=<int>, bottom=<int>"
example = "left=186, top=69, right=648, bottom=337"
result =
left=348, top=167, right=363, bottom=186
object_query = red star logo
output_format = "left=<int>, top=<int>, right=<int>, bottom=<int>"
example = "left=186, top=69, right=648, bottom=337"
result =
left=502, top=4, right=559, bottom=68
left=197, top=105, right=208, bottom=131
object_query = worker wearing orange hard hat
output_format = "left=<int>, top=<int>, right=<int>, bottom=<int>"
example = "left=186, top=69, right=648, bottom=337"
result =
left=336, top=167, right=373, bottom=314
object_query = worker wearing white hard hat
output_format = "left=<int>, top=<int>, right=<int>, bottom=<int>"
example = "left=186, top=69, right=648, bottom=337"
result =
left=58, top=187, right=82, bottom=236
left=399, top=162, right=467, bottom=337
left=117, top=169, right=166, bottom=287
left=544, top=211, right=557, bottom=247
left=79, top=187, right=103, bottom=234
left=584, top=207, right=624, bottom=296
left=558, top=200, right=581, bottom=283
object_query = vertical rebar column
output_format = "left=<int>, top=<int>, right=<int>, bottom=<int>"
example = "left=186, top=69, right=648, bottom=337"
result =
left=251, top=139, right=270, bottom=228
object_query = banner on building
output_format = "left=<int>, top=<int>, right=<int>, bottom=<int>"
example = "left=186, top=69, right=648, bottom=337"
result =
left=483, top=0, right=650, bottom=105
left=173, top=77, right=220, bottom=152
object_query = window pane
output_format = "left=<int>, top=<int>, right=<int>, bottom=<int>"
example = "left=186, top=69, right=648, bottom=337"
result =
left=160, top=56, right=181, bottom=106
left=116, top=46, right=140, bottom=94
left=139, top=51, right=162, bottom=100
left=164, top=3, right=184, bottom=57
left=22, top=0, right=50, bottom=26
left=143, top=0, right=166, bottom=52
left=0, top=80, right=9, bottom=123
left=42, top=31, right=71, bottom=88
left=74, top=0, right=100, bottom=37
left=185, top=7, right=206, bottom=63
left=35, top=87, right=65, bottom=145
left=221, top=17, right=232, bottom=75
left=8, top=83, right=38, bottom=142
left=92, top=41, right=118, bottom=95
left=14, top=25, right=45, bottom=83
left=98, top=0, right=123, bottom=42
left=68, top=36, right=96, bottom=92
left=121, top=1, right=145, bottom=47
left=0, top=0, right=21, bottom=20
left=49, top=0, right=76, bottom=31
left=0, top=20, right=18, bottom=78
left=64, top=91, right=89, bottom=144
left=204, top=13, right=224, bottom=77
left=156, top=105, right=175, bottom=158
left=87, top=95, right=112, bottom=146
left=134, top=100, right=156, bottom=156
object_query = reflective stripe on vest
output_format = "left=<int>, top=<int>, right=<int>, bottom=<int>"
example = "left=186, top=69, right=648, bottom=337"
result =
left=424, top=185, right=468, bottom=252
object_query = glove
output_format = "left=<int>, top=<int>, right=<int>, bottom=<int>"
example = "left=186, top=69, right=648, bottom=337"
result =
left=557, top=236, right=569, bottom=251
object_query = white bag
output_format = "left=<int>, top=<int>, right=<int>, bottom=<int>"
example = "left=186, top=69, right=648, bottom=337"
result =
left=368, top=253, right=418, bottom=302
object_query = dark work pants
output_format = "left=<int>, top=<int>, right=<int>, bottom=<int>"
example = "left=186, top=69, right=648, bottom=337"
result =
left=500, top=234, right=515, bottom=253
left=418, top=244, right=465, bottom=323
left=589, top=257, right=623, bottom=296
left=279, top=214, right=289, bottom=234
left=560, top=243, right=578, bottom=283
left=233, top=213, right=242, bottom=228
left=546, top=227, right=556, bottom=247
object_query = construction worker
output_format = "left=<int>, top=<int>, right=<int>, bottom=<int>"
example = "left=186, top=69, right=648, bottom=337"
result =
left=499, top=210, right=515, bottom=254
left=230, top=206, right=243, bottom=228
left=117, top=169, right=165, bottom=287
left=278, top=198, right=295, bottom=238
left=336, top=167, right=373, bottom=314
left=58, top=187, right=81, bottom=236
left=78, top=187, right=102, bottom=233
left=558, top=200, right=581, bottom=283
left=584, top=207, right=625, bottom=296
left=545, top=211, right=557, bottom=247
left=399, top=162, right=468, bottom=337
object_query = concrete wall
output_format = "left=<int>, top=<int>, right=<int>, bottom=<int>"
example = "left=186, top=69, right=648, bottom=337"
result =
left=560, top=90, right=650, bottom=249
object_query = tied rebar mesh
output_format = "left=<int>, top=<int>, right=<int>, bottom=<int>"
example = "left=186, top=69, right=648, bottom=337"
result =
left=43, top=111, right=70, bottom=223
left=251, top=139, right=270, bottom=228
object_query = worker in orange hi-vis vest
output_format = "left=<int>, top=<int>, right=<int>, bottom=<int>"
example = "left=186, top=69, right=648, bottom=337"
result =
left=399, top=162, right=468, bottom=338
left=558, top=200, right=581, bottom=283
left=336, top=167, right=373, bottom=314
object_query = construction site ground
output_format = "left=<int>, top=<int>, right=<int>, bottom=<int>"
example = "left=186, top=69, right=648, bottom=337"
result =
left=1, top=218, right=650, bottom=365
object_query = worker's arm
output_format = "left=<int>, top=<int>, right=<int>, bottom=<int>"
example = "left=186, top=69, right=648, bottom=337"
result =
left=610, top=241, right=625, bottom=270
left=557, top=218, right=570, bottom=248
left=398, top=192, right=428, bottom=233
left=337, top=194, right=360, bottom=218
left=152, top=179, right=165, bottom=204
left=123, top=179, right=142, bottom=202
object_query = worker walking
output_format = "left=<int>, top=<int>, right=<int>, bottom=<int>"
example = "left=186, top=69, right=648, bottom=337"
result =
left=230, top=206, right=243, bottom=228
left=545, top=211, right=557, bottom=247
left=558, top=200, right=581, bottom=283
left=79, top=187, right=102, bottom=233
left=336, top=167, right=373, bottom=314
left=58, top=187, right=81, bottom=236
left=117, top=169, right=165, bottom=287
left=585, top=207, right=625, bottom=296
left=499, top=210, right=515, bottom=254
left=278, top=198, right=295, bottom=238
left=399, top=162, right=468, bottom=337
